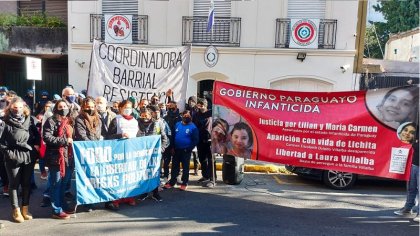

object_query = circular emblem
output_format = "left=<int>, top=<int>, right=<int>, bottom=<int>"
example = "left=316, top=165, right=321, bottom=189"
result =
left=204, top=46, right=218, bottom=68
left=292, top=20, right=317, bottom=46
left=106, top=15, right=132, bottom=41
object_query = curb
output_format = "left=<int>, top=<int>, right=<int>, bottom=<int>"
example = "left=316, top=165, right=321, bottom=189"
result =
left=188, top=162, right=288, bottom=174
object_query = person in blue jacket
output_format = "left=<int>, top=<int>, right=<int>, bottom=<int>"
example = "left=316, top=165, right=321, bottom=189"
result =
left=164, top=110, right=199, bottom=191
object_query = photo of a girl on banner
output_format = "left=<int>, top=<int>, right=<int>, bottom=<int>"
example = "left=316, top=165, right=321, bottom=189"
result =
left=211, top=105, right=257, bottom=160
left=366, top=86, right=419, bottom=129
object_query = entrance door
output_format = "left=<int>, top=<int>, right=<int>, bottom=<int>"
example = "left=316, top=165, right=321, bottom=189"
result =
left=197, top=79, right=214, bottom=109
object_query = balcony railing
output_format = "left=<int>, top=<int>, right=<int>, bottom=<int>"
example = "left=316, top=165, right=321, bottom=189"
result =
left=275, top=18, right=337, bottom=49
left=90, top=14, right=148, bottom=44
left=182, top=16, right=241, bottom=47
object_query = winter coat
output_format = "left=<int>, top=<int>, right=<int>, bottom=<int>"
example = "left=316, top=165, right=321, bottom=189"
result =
left=193, top=110, right=212, bottom=145
left=74, top=114, right=102, bottom=141
left=98, top=109, right=117, bottom=137
left=0, top=114, right=32, bottom=165
left=42, top=116, right=72, bottom=167
left=137, top=120, right=169, bottom=152
left=164, top=109, right=182, bottom=149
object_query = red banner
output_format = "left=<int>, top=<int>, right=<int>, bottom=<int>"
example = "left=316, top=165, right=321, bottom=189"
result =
left=211, top=81, right=419, bottom=180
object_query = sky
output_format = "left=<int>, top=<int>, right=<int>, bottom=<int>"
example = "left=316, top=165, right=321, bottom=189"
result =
left=367, top=0, right=385, bottom=22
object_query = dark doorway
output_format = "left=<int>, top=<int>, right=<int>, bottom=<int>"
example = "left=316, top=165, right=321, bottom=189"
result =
left=197, top=79, right=214, bottom=109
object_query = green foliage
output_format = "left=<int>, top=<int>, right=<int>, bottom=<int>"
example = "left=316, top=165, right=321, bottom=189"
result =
left=0, top=12, right=66, bottom=28
left=366, top=0, right=419, bottom=59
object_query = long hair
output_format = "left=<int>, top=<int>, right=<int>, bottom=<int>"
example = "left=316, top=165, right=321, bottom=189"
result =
left=80, top=96, right=100, bottom=133
left=378, top=86, right=419, bottom=123
left=230, top=122, right=253, bottom=148
left=5, top=96, right=30, bottom=117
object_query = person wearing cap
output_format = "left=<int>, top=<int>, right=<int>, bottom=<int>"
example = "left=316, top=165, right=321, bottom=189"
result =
left=23, top=89, right=35, bottom=112
left=35, top=91, right=50, bottom=115
left=128, top=96, right=139, bottom=119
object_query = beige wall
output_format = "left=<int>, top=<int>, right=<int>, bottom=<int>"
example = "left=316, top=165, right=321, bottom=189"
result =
left=68, top=0, right=359, bottom=98
left=385, top=32, right=420, bottom=62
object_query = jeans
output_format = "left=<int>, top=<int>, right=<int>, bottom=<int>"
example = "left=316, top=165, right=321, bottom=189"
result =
left=404, top=164, right=419, bottom=214
left=162, top=150, right=172, bottom=179
left=197, top=143, right=216, bottom=181
left=4, top=160, right=34, bottom=209
left=39, top=158, right=46, bottom=173
left=49, top=166, right=72, bottom=215
left=169, top=149, right=192, bottom=186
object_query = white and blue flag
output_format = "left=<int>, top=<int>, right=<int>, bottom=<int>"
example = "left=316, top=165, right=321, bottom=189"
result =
left=207, top=0, right=215, bottom=32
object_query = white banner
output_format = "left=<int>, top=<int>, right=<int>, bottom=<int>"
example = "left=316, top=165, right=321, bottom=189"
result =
left=289, top=19, right=319, bottom=49
left=105, top=15, right=133, bottom=44
left=87, top=40, right=191, bottom=111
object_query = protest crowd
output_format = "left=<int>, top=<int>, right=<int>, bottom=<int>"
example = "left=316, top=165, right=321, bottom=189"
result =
left=0, top=84, right=418, bottom=229
left=0, top=85, right=215, bottom=224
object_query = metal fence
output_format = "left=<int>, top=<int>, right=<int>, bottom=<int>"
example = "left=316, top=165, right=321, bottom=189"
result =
left=182, top=16, right=241, bottom=47
left=90, top=14, right=148, bottom=44
left=275, top=18, right=337, bottom=49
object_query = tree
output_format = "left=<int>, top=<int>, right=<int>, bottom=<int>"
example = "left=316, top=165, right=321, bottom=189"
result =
left=364, top=0, right=419, bottom=59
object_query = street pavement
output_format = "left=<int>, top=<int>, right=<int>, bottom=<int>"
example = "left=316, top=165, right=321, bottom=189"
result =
left=0, top=169, right=418, bottom=236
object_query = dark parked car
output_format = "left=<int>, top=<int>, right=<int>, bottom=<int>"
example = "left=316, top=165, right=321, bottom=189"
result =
left=284, top=165, right=405, bottom=190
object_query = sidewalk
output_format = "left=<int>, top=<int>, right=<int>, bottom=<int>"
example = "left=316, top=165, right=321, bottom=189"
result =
left=189, top=156, right=288, bottom=174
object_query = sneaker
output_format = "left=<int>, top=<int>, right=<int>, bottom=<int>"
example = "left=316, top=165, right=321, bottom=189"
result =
left=40, top=172, right=48, bottom=180
left=197, top=177, right=209, bottom=183
left=40, top=197, right=51, bottom=207
left=64, top=210, right=76, bottom=215
left=128, top=199, right=136, bottom=206
left=179, top=185, right=188, bottom=191
left=105, top=202, right=119, bottom=211
left=138, top=193, right=148, bottom=201
left=152, top=194, right=163, bottom=202
left=52, top=212, right=70, bottom=220
left=413, top=215, right=419, bottom=222
left=394, top=208, right=413, bottom=216
left=164, top=183, right=174, bottom=189
left=203, top=181, right=215, bottom=188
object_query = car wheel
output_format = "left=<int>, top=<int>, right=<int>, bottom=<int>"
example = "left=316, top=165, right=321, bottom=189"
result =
left=322, top=170, right=357, bottom=190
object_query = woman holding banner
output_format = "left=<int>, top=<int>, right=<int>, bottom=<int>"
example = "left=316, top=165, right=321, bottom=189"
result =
left=105, top=99, right=138, bottom=210
left=43, top=99, right=74, bottom=220
left=74, top=97, right=102, bottom=212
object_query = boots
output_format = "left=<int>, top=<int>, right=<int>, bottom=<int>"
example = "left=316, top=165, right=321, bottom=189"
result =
left=12, top=208, right=24, bottom=223
left=21, top=206, right=33, bottom=220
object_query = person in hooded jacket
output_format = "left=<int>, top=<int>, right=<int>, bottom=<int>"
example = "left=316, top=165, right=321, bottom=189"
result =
left=0, top=97, right=35, bottom=223
left=43, top=99, right=74, bottom=220
left=137, top=108, right=169, bottom=202
left=162, top=101, right=182, bottom=180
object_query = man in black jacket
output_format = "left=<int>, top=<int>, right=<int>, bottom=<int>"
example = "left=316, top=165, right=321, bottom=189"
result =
left=162, top=101, right=182, bottom=181
left=193, top=98, right=215, bottom=188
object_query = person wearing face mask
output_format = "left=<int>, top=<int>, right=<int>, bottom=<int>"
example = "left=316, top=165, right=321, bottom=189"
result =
left=74, top=97, right=102, bottom=212
left=23, top=89, right=35, bottom=113
left=75, top=97, right=102, bottom=141
left=137, top=108, right=169, bottom=202
left=61, top=87, right=80, bottom=121
left=162, top=101, right=182, bottom=182
left=105, top=99, right=139, bottom=210
left=192, top=98, right=215, bottom=188
left=164, top=110, right=199, bottom=191
left=95, top=97, right=116, bottom=138
left=0, top=97, right=34, bottom=223
left=150, top=95, right=160, bottom=106
left=35, top=91, right=49, bottom=116
left=43, top=99, right=74, bottom=219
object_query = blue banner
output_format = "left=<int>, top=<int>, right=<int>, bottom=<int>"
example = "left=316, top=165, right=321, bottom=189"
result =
left=73, top=136, right=161, bottom=205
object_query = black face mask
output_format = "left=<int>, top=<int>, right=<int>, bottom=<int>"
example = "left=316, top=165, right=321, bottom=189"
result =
left=182, top=117, right=191, bottom=123
left=84, top=109, right=95, bottom=116
left=57, top=108, right=69, bottom=117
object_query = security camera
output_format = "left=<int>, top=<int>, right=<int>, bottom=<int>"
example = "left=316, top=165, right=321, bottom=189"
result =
left=340, top=64, right=350, bottom=73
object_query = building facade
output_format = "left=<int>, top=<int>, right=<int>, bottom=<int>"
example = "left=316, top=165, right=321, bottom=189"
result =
left=384, top=27, right=419, bottom=62
left=68, top=0, right=362, bottom=100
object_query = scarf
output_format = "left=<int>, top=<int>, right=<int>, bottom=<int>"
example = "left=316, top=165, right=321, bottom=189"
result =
left=81, top=112, right=100, bottom=135
left=58, top=118, right=73, bottom=178
left=122, top=114, right=134, bottom=120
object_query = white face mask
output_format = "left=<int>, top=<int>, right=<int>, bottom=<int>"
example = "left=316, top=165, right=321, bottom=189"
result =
left=96, top=104, right=106, bottom=112
left=122, top=108, right=132, bottom=116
